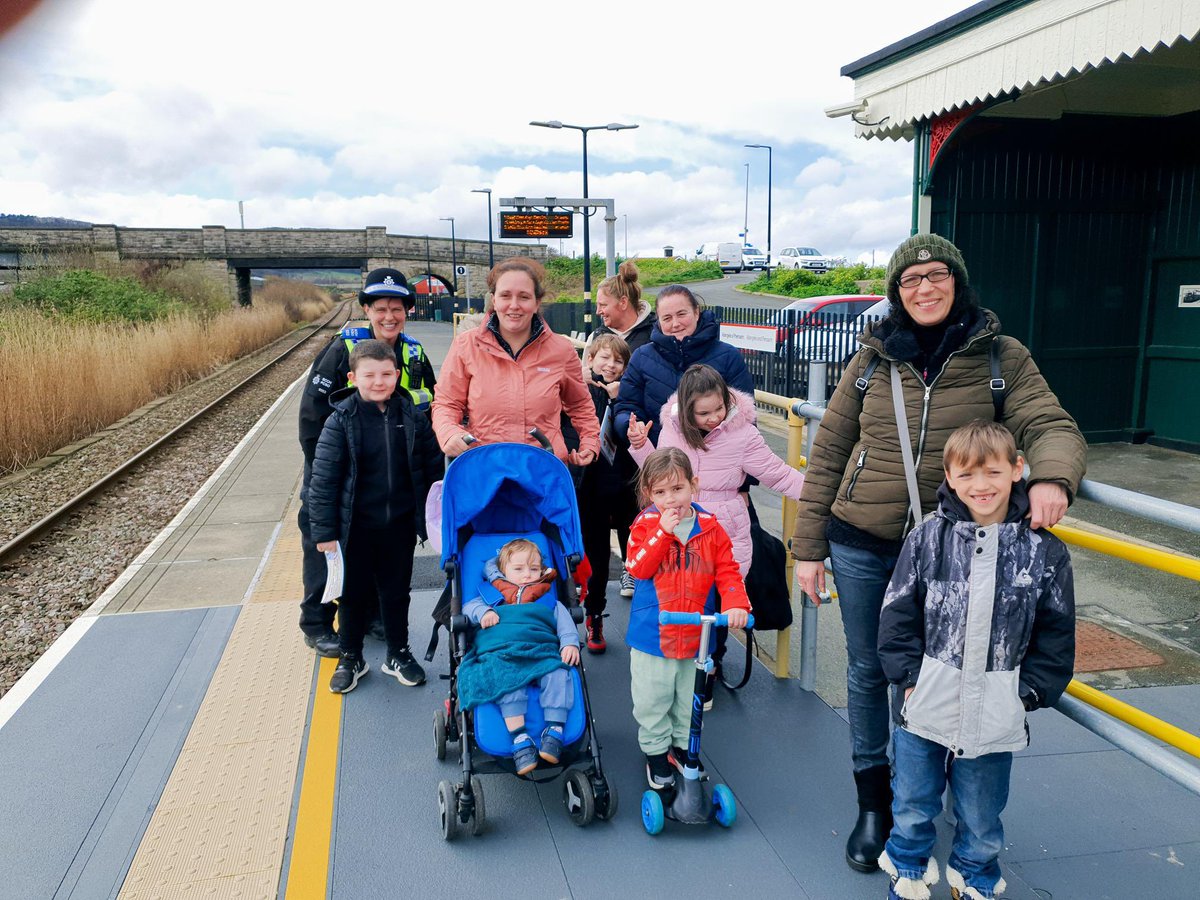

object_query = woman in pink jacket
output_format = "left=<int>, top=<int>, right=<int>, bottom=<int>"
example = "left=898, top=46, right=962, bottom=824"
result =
left=627, top=364, right=804, bottom=576
left=432, top=257, right=600, bottom=464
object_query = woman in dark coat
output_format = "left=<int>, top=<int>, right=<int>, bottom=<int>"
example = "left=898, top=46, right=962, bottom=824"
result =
left=613, top=284, right=754, bottom=443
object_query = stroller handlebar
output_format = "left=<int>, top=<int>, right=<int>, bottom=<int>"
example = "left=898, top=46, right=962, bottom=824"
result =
left=528, top=427, right=553, bottom=451
left=659, top=611, right=754, bottom=630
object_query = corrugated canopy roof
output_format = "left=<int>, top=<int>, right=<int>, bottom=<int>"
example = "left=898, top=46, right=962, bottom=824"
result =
left=834, top=0, right=1200, bottom=140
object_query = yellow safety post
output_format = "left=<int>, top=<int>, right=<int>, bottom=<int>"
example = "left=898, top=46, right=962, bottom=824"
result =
left=1050, top=523, right=1200, bottom=582
left=1066, top=679, right=1200, bottom=760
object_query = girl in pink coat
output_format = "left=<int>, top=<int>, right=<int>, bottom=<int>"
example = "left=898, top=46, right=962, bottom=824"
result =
left=627, top=364, right=804, bottom=576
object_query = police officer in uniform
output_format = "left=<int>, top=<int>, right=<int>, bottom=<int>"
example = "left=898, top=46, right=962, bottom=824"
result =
left=297, top=267, right=438, bottom=655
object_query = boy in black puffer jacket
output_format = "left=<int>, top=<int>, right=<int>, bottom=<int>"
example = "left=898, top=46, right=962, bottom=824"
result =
left=308, top=340, right=444, bottom=694
left=876, top=420, right=1075, bottom=900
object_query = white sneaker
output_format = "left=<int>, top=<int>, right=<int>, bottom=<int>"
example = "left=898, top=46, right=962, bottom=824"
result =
left=620, top=571, right=635, bottom=598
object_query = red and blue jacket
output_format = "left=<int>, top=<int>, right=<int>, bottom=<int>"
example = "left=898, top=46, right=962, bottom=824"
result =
left=625, top=503, right=750, bottom=659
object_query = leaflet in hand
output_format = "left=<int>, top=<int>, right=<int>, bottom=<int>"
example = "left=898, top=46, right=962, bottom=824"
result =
left=321, top=542, right=344, bottom=604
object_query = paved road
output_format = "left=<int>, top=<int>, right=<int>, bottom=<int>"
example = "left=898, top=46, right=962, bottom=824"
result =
left=646, top=271, right=795, bottom=310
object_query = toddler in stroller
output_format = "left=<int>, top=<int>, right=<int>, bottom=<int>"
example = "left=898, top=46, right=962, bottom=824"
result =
left=432, top=442, right=616, bottom=839
left=460, top=539, right=581, bottom=774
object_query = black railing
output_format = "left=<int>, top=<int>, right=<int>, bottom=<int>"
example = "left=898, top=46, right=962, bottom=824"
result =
left=410, top=294, right=485, bottom=322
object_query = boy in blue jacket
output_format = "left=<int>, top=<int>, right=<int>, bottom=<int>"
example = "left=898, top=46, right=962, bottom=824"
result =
left=876, top=420, right=1075, bottom=900
left=309, top=340, right=444, bottom=694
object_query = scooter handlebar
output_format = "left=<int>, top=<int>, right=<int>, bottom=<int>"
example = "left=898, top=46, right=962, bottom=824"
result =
left=659, top=611, right=754, bottom=630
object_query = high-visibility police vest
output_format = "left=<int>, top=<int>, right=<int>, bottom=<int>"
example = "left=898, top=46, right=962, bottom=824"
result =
left=340, top=323, right=433, bottom=410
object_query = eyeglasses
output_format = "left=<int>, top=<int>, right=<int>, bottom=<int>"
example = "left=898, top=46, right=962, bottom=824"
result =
left=898, top=268, right=952, bottom=289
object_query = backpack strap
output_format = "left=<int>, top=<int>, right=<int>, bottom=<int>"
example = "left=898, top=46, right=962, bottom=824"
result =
left=719, top=630, right=755, bottom=691
left=855, top=354, right=882, bottom=398
left=989, top=336, right=1006, bottom=422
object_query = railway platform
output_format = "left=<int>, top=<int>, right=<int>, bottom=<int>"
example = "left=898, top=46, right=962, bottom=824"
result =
left=2, top=322, right=1199, bottom=899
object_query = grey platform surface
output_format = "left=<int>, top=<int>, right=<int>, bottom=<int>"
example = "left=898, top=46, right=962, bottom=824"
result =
left=0, top=606, right=238, bottom=899
left=319, top=586, right=1200, bottom=899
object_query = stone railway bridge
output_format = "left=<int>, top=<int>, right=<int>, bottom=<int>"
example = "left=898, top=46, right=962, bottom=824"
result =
left=0, top=225, right=548, bottom=305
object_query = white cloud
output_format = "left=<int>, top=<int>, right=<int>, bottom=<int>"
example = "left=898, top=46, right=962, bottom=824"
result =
left=0, top=0, right=971, bottom=262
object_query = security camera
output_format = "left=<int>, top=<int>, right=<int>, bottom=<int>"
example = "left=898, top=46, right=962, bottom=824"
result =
left=824, top=99, right=868, bottom=119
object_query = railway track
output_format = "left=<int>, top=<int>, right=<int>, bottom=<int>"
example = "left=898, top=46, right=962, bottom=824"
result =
left=0, top=300, right=353, bottom=696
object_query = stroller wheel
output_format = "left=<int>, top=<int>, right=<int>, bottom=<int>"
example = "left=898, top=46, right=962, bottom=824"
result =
left=563, top=770, right=596, bottom=827
left=712, top=783, right=737, bottom=828
left=433, top=708, right=448, bottom=761
left=469, top=775, right=486, bottom=836
left=640, top=790, right=665, bottom=835
left=437, top=780, right=459, bottom=841
left=595, top=775, right=619, bottom=821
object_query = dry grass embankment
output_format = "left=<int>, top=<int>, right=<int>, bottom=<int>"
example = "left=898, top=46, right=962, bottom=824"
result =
left=0, top=269, right=334, bottom=474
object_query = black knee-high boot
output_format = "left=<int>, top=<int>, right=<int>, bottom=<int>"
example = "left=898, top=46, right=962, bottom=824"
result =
left=846, top=764, right=893, bottom=873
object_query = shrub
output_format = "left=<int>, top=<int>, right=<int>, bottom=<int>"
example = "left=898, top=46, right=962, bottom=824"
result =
left=11, top=269, right=183, bottom=323
left=743, top=264, right=887, bottom=300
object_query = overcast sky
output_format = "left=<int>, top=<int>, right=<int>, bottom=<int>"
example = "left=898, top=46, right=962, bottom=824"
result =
left=0, top=0, right=973, bottom=264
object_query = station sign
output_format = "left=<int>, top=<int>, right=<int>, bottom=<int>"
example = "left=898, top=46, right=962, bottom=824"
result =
left=499, top=211, right=574, bottom=239
left=720, top=323, right=778, bottom=353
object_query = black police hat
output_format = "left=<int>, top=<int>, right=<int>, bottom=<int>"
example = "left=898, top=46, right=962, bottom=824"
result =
left=359, top=267, right=415, bottom=311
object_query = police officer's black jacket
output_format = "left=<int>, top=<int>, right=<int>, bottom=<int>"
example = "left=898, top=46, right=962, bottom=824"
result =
left=299, top=332, right=437, bottom=465
left=307, top=387, right=444, bottom=549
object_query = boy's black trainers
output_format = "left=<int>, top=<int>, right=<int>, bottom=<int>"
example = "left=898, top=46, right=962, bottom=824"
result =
left=329, top=655, right=367, bottom=693
left=645, top=752, right=676, bottom=791
left=381, top=647, right=426, bottom=686
left=303, top=630, right=340, bottom=658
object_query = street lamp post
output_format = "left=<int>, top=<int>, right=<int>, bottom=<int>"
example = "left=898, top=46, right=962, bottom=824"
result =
left=440, top=217, right=457, bottom=294
left=623, top=214, right=628, bottom=260
left=529, top=119, right=638, bottom=334
left=743, top=162, right=750, bottom=249
left=745, top=143, right=773, bottom=269
left=471, top=188, right=494, bottom=269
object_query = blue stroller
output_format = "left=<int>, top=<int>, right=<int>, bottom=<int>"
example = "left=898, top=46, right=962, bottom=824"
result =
left=432, top=442, right=616, bottom=839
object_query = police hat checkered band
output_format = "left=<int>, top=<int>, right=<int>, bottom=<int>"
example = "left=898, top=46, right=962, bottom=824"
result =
left=363, top=281, right=412, bottom=298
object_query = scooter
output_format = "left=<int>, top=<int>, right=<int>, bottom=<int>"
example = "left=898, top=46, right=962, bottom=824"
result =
left=640, top=611, right=754, bottom=835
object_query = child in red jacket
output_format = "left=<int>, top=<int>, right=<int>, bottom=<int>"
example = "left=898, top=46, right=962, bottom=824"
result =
left=625, top=448, right=750, bottom=793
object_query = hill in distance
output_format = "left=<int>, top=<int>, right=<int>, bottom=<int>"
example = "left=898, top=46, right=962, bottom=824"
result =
left=1, top=213, right=93, bottom=228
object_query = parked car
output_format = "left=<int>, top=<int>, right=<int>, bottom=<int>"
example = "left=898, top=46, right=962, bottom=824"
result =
left=776, top=246, right=831, bottom=273
left=741, top=246, right=768, bottom=270
left=770, top=295, right=888, bottom=361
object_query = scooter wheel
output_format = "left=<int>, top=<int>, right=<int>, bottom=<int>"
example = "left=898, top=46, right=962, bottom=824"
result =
left=563, top=770, right=596, bottom=827
left=641, top=790, right=665, bottom=835
left=437, top=780, right=459, bottom=841
left=712, top=783, right=737, bottom=828
left=433, top=708, right=448, bottom=761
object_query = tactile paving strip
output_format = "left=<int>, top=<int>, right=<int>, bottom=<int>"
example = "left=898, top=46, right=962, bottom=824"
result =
left=1075, top=619, right=1166, bottom=672
left=119, top=597, right=315, bottom=897
left=250, top=495, right=305, bottom=604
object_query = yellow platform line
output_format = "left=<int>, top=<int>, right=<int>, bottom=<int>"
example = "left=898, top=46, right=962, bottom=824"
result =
left=284, top=657, right=342, bottom=899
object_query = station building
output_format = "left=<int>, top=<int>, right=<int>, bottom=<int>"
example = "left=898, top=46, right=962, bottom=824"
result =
left=832, top=0, right=1200, bottom=448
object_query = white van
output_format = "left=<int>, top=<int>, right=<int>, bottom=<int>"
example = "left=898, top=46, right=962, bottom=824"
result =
left=696, top=241, right=744, bottom=273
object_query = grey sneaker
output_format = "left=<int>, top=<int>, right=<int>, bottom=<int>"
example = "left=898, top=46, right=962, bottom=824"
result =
left=329, top=655, right=367, bottom=693
left=381, top=646, right=426, bottom=686
left=645, top=752, right=676, bottom=790
left=619, top=571, right=636, bottom=598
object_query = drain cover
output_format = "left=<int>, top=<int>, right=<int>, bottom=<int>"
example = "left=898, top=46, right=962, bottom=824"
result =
left=1074, top=620, right=1165, bottom=673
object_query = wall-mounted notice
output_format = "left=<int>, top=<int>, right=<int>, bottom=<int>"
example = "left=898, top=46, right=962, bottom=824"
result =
left=1180, top=285, right=1200, bottom=308
left=719, top=323, right=778, bottom=352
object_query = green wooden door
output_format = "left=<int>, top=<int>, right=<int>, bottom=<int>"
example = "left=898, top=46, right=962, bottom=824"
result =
left=1142, top=259, right=1200, bottom=446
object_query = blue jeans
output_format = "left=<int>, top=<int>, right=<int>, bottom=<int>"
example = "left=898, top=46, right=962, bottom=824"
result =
left=887, top=727, right=1011, bottom=897
left=828, top=541, right=898, bottom=772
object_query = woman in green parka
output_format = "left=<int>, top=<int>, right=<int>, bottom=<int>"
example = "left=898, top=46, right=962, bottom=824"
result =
left=790, top=233, right=1086, bottom=876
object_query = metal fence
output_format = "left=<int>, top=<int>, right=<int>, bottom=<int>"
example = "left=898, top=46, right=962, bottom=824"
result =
left=712, top=306, right=885, bottom=401
left=410, top=295, right=485, bottom=323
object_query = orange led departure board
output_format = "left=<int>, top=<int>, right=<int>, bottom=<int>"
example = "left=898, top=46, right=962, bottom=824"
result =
left=500, top=211, right=574, bottom=239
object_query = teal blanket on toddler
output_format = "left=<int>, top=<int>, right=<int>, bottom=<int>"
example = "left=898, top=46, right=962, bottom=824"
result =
left=457, top=603, right=565, bottom=711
